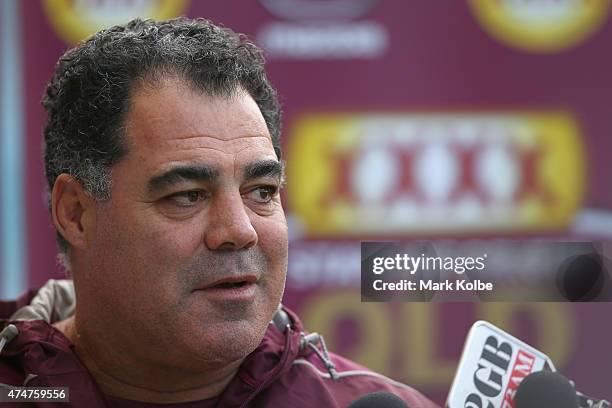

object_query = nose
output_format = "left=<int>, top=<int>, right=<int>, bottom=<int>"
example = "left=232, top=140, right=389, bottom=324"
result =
left=204, top=191, right=258, bottom=251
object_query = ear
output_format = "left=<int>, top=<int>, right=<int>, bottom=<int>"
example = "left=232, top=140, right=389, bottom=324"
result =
left=51, top=174, right=97, bottom=250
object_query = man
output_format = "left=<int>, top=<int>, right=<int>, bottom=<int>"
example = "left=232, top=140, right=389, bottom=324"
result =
left=0, top=18, right=438, bottom=407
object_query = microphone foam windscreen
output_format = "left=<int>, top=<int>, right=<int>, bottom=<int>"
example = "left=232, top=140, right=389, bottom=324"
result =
left=0, top=324, right=18, bottom=341
left=515, top=371, right=579, bottom=408
left=346, top=391, right=408, bottom=408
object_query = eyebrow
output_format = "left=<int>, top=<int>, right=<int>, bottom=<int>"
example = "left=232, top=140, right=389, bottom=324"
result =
left=148, top=165, right=219, bottom=193
left=244, top=159, right=284, bottom=182
left=147, top=159, right=284, bottom=194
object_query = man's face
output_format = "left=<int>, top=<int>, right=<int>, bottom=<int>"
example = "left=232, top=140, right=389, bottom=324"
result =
left=77, top=78, right=288, bottom=368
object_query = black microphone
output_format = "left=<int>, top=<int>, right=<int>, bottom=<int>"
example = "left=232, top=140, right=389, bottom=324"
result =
left=514, top=371, right=579, bottom=408
left=347, top=391, right=409, bottom=408
left=577, top=390, right=612, bottom=408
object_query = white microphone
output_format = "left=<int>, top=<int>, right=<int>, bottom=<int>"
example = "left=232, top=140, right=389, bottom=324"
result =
left=445, top=321, right=610, bottom=408
left=446, top=320, right=555, bottom=408
left=0, top=324, right=19, bottom=354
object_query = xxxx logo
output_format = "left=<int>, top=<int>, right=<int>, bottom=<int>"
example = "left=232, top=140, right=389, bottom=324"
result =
left=286, top=112, right=584, bottom=236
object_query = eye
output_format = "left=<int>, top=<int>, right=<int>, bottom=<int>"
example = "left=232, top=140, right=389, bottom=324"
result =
left=165, top=190, right=208, bottom=207
left=245, top=186, right=278, bottom=204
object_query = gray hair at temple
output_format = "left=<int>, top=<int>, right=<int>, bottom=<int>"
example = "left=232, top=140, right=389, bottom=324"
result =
left=41, top=17, right=282, bottom=260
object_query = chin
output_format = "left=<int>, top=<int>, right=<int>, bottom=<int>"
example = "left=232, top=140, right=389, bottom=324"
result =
left=183, top=319, right=265, bottom=365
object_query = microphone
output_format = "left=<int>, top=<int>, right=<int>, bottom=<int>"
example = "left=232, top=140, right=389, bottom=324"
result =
left=347, top=391, right=409, bottom=408
left=514, top=371, right=579, bottom=408
left=0, top=324, right=19, bottom=354
left=577, top=391, right=611, bottom=408
left=515, top=371, right=611, bottom=408
left=446, top=320, right=555, bottom=408
left=446, top=321, right=609, bottom=408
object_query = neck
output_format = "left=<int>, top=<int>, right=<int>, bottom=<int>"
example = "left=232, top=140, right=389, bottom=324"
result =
left=54, top=316, right=241, bottom=403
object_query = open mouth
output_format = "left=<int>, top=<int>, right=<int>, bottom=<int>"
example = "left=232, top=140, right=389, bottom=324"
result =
left=196, top=275, right=258, bottom=293
left=194, top=277, right=257, bottom=299
left=213, top=281, right=249, bottom=289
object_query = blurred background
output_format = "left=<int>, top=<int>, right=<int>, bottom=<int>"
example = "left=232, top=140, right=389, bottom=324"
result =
left=1, top=0, right=612, bottom=404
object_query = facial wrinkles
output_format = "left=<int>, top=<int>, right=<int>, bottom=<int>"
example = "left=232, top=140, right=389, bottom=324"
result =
left=132, top=96, right=269, bottom=143
left=163, top=136, right=271, bottom=154
left=175, top=246, right=270, bottom=302
left=141, top=136, right=272, bottom=172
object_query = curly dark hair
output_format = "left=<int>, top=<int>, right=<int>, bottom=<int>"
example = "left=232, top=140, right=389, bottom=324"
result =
left=42, top=17, right=282, bottom=254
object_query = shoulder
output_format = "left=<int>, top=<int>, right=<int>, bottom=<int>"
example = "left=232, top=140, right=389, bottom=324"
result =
left=270, top=351, right=440, bottom=407
left=265, top=307, right=440, bottom=407
left=0, top=320, right=74, bottom=385
left=0, top=322, right=29, bottom=387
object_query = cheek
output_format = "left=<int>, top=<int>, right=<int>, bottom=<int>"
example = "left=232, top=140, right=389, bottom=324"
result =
left=253, top=212, right=288, bottom=275
left=255, top=207, right=287, bottom=241
left=93, top=205, right=204, bottom=289
left=139, top=220, right=205, bottom=262
left=106, top=202, right=203, bottom=251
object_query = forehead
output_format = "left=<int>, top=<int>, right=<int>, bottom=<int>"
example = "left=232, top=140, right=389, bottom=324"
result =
left=122, top=78, right=275, bottom=171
